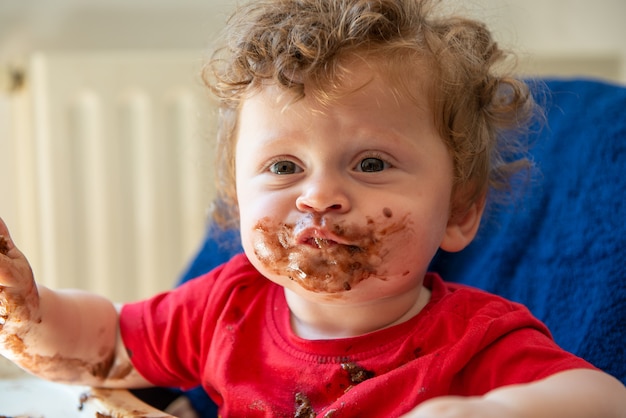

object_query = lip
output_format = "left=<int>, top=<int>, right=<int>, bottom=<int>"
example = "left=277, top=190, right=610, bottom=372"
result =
left=294, top=226, right=351, bottom=249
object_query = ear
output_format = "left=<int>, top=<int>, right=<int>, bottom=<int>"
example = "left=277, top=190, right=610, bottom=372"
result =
left=440, top=195, right=486, bottom=253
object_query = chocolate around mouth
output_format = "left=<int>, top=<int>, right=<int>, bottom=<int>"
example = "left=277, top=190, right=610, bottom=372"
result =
left=312, top=237, right=331, bottom=249
left=253, top=216, right=406, bottom=293
left=306, top=236, right=360, bottom=253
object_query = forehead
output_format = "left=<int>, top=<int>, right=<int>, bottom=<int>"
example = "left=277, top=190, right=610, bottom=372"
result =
left=242, top=52, right=434, bottom=118
left=238, top=77, right=433, bottom=145
left=234, top=61, right=443, bottom=169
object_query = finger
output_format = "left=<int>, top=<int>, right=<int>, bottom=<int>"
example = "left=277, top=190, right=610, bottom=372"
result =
left=0, top=217, right=10, bottom=236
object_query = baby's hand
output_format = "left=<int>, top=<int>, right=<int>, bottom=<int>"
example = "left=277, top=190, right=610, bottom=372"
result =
left=403, top=396, right=519, bottom=418
left=0, top=218, right=38, bottom=329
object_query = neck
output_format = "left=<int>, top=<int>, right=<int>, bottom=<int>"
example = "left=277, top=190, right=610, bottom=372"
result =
left=285, top=285, right=431, bottom=340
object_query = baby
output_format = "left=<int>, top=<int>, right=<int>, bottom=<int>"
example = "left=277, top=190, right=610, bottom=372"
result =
left=1, top=0, right=625, bottom=417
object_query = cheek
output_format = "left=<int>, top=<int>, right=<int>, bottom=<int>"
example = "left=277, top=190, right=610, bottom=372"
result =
left=238, top=203, right=263, bottom=259
left=237, top=192, right=290, bottom=264
left=235, top=167, right=266, bottom=221
left=236, top=182, right=260, bottom=258
left=383, top=205, right=450, bottom=269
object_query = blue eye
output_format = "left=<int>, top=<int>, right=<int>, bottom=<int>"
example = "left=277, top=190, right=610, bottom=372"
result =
left=359, top=157, right=387, bottom=172
left=270, top=160, right=299, bottom=174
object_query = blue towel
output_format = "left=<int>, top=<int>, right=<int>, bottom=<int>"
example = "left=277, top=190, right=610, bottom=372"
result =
left=431, top=78, right=626, bottom=383
left=175, top=225, right=241, bottom=417
left=177, top=79, right=626, bottom=416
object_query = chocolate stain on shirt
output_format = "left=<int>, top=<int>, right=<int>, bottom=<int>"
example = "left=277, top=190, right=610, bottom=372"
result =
left=341, top=362, right=375, bottom=384
left=291, top=362, right=375, bottom=417
left=294, top=392, right=316, bottom=418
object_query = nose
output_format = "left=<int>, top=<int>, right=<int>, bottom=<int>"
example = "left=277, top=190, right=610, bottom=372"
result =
left=295, top=176, right=351, bottom=214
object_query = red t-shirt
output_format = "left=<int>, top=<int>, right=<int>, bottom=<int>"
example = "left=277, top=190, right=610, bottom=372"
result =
left=120, top=254, right=594, bottom=417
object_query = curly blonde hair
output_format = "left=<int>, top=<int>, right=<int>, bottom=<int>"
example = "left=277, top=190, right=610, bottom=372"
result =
left=202, top=0, right=537, bottom=228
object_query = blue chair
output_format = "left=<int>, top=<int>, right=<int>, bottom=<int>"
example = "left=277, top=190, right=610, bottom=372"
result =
left=430, top=78, right=626, bottom=384
left=176, top=78, right=626, bottom=416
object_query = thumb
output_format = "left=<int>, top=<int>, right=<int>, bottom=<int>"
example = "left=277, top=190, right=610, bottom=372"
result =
left=0, top=217, right=34, bottom=291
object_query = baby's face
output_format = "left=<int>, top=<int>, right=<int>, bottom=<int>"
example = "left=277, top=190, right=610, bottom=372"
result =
left=235, top=64, right=460, bottom=303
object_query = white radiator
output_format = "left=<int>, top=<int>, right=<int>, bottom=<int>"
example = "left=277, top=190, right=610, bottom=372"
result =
left=2, top=51, right=216, bottom=302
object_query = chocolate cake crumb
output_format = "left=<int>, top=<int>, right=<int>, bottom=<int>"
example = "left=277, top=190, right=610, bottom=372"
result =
left=294, top=392, right=316, bottom=418
left=341, top=362, right=375, bottom=384
left=78, top=391, right=91, bottom=411
left=0, top=235, right=9, bottom=255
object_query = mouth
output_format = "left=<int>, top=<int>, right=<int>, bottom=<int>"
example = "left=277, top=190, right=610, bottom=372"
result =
left=297, top=228, right=362, bottom=254
left=308, top=236, right=334, bottom=249
left=253, top=216, right=393, bottom=293
left=302, top=232, right=338, bottom=249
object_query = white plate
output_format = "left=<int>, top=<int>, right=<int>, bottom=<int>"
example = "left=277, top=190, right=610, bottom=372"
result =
left=0, top=374, right=174, bottom=417
left=0, top=377, right=95, bottom=417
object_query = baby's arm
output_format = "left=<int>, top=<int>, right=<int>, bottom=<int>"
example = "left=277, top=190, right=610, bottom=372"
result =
left=406, top=368, right=626, bottom=418
left=0, top=218, right=149, bottom=388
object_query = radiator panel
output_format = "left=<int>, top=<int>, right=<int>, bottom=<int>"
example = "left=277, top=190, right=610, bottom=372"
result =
left=21, top=51, right=215, bottom=302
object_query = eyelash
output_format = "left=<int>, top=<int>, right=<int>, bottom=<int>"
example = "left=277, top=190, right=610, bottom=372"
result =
left=264, top=152, right=393, bottom=174
left=266, top=157, right=301, bottom=175
left=355, top=152, right=392, bottom=172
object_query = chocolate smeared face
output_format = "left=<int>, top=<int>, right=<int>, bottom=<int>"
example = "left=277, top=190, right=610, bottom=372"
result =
left=234, top=62, right=471, bottom=304
left=252, top=212, right=408, bottom=293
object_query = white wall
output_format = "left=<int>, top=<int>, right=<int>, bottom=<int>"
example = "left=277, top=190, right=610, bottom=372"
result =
left=1, top=0, right=624, bottom=83
left=472, top=0, right=626, bottom=82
